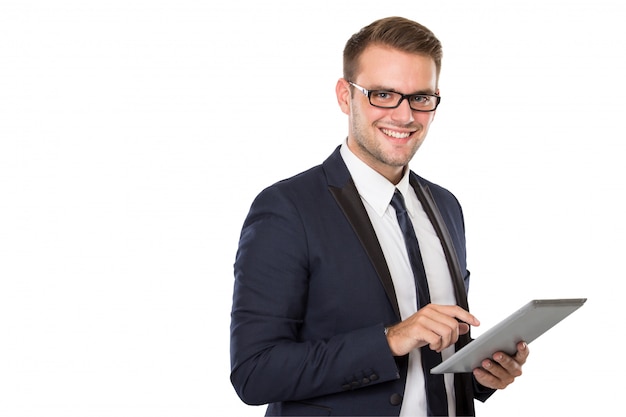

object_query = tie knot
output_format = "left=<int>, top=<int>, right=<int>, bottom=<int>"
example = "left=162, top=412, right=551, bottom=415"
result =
left=390, top=189, right=407, bottom=214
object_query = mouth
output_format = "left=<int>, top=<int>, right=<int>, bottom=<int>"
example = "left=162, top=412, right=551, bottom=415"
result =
left=380, top=128, right=414, bottom=139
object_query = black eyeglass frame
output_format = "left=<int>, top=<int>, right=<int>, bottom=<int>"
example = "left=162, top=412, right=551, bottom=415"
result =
left=348, top=81, right=441, bottom=112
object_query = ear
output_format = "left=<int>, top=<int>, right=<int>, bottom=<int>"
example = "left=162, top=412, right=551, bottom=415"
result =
left=431, top=88, right=441, bottom=121
left=335, top=78, right=351, bottom=115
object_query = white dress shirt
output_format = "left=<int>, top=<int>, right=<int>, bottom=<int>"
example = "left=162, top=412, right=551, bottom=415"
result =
left=340, top=142, right=458, bottom=416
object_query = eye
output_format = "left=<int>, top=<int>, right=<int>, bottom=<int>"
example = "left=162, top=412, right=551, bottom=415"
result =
left=410, top=95, right=431, bottom=104
left=372, top=91, right=394, bottom=101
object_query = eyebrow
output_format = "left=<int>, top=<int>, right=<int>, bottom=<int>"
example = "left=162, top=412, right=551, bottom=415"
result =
left=370, top=85, right=436, bottom=95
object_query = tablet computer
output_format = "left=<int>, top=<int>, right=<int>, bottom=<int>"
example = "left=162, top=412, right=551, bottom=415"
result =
left=430, top=298, right=587, bottom=374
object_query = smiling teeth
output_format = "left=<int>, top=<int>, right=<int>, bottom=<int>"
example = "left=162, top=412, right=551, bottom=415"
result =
left=382, top=129, right=411, bottom=139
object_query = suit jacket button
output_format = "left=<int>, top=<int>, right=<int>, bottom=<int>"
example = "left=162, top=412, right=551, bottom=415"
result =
left=389, top=393, right=403, bottom=406
left=369, top=373, right=379, bottom=381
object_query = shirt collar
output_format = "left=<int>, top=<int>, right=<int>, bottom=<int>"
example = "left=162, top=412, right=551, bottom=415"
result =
left=340, top=141, right=413, bottom=217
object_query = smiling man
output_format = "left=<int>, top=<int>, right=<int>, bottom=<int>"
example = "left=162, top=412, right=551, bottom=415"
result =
left=230, top=16, right=529, bottom=417
left=338, top=44, right=439, bottom=184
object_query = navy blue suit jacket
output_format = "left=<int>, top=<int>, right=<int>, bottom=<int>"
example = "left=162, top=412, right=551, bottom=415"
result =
left=230, top=146, right=494, bottom=416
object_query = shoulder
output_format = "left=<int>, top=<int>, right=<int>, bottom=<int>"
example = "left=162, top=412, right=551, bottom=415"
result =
left=253, top=146, right=347, bottom=205
left=256, top=164, right=326, bottom=203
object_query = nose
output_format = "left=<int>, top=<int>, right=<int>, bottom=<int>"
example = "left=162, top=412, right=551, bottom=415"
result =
left=390, top=97, right=414, bottom=124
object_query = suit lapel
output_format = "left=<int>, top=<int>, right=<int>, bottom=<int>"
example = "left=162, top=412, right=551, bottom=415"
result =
left=411, top=176, right=476, bottom=417
left=323, top=147, right=401, bottom=319
left=410, top=177, right=469, bottom=312
left=328, top=180, right=401, bottom=319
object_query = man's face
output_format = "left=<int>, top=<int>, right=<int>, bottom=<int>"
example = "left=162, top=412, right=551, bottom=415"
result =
left=336, top=45, right=439, bottom=184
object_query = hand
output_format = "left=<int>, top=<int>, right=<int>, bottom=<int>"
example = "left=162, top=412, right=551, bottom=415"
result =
left=385, top=304, right=480, bottom=356
left=473, top=341, right=530, bottom=389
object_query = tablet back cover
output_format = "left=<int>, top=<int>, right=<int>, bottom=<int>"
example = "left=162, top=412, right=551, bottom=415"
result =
left=431, top=298, right=586, bottom=374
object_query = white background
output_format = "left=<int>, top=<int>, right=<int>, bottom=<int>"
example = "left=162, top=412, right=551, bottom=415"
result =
left=1, top=0, right=624, bottom=415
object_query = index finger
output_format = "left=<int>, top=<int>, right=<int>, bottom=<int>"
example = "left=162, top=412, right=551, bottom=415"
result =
left=434, top=304, right=480, bottom=327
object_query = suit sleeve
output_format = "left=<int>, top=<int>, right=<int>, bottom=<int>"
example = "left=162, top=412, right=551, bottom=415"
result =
left=230, top=185, right=400, bottom=405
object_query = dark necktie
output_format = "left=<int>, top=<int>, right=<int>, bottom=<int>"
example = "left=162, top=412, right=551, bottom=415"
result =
left=390, top=189, right=448, bottom=417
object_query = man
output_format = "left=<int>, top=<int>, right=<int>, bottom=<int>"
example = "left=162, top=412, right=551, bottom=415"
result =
left=230, top=16, right=529, bottom=416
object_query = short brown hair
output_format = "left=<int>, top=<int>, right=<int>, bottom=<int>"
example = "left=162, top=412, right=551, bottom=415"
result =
left=343, top=16, right=443, bottom=83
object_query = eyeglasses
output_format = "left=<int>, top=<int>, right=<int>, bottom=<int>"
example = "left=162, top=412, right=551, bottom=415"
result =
left=348, top=81, right=441, bottom=112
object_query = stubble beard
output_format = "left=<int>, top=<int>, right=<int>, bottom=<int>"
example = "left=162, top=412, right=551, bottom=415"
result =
left=350, top=107, right=421, bottom=169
